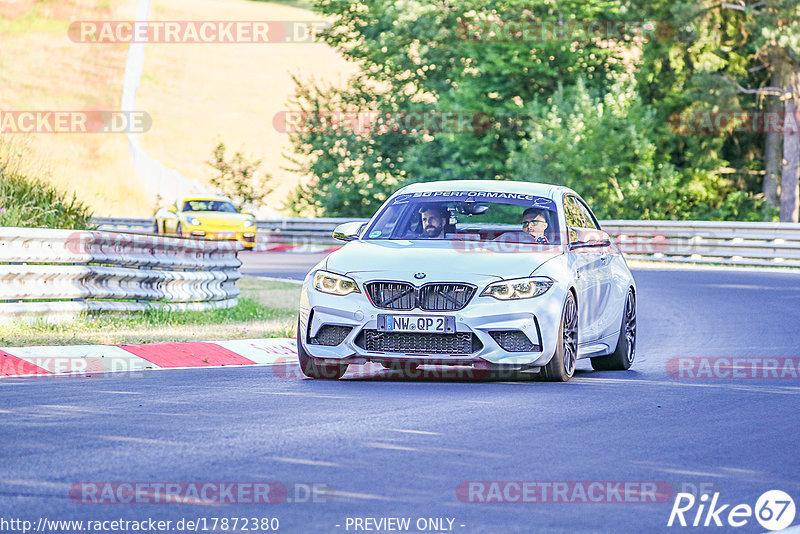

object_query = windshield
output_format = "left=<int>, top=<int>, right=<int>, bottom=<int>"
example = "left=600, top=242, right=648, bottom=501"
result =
left=182, top=200, right=238, bottom=213
left=364, top=190, right=561, bottom=244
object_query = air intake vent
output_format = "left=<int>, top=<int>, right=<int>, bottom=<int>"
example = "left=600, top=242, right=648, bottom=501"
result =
left=356, top=330, right=481, bottom=355
left=309, top=325, right=353, bottom=346
left=489, top=330, right=540, bottom=352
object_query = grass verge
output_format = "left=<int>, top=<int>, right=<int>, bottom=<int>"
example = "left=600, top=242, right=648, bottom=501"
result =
left=0, top=137, right=94, bottom=229
left=0, top=277, right=301, bottom=346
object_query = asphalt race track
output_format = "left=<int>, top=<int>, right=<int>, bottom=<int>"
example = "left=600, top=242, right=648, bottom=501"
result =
left=239, top=251, right=327, bottom=281
left=2, top=253, right=799, bottom=533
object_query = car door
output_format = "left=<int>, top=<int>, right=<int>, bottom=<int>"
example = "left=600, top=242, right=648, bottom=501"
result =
left=563, top=194, right=603, bottom=343
left=572, top=196, right=618, bottom=341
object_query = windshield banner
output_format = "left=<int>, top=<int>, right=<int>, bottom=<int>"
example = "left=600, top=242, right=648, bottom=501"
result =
left=389, top=191, right=557, bottom=210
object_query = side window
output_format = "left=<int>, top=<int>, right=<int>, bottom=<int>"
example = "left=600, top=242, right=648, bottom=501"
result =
left=564, top=196, right=587, bottom=228
left=575, top=198, right=599, bottom=230
left=564, top=195, right=599, bottom=229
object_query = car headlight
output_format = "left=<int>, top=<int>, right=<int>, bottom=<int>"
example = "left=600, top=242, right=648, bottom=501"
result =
left=481, top=276, right=554, bottom=300
left=243, top=219, right=254, bottom=227
left=313, top=270, right=360, bottom=296
left=188, top=217, right=201, bottom=226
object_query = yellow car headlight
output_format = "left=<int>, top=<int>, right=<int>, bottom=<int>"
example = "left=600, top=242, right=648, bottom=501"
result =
left=481, top=276, right=554, bottom=300
left=313, top=270, right=360, bottom=296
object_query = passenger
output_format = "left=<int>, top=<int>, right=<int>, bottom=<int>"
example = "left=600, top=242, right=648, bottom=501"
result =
left=418, top=205, right=449, bottom=238
left=521, top=207, right=549, bottom=244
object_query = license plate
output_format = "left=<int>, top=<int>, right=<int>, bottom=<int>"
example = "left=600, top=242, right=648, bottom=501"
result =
left=377, top=314, right=455, bottom=333
left=217, top=231, right=236, bottom=238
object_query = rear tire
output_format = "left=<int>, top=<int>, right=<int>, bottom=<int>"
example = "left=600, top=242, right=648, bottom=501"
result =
left=153, top=220, right=160, bottom=234
left=540, top=291, right=578, bottom=382
left=296, top=318, right=348, bottom=379
left=176, top=223, right=183, bottom=237
left=591, top=289, right=636, bottom=371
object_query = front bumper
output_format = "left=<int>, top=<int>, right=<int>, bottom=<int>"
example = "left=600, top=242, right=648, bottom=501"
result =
left=299, top=281, right=568, bottom=367
left=184, top=228, right=256, bottom=248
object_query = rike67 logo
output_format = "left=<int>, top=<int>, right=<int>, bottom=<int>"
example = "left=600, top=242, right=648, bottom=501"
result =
left=667, top=490, right=796, bottom=531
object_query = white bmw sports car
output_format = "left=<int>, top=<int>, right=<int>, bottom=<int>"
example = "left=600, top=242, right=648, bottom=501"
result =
left=297, top=180, right=636, bottom=381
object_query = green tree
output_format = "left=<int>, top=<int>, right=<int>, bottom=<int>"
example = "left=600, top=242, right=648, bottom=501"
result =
left=287, top=0, right=624, bottom=216
left=286, top=0, right=776, bottom=220
left=207, top=142, right=272, bottom=212
left=510, top=79, right=763, bottom=220
left=631, top=0, right=799, bottom=220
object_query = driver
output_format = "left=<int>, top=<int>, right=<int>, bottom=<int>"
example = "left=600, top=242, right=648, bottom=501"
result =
left=418, top=204, right=449, bottom=238
left=521, top=207, right=549, bottom=244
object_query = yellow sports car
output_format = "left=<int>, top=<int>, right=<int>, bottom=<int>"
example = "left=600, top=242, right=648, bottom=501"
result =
left=153, top=197, right=257, bottom=249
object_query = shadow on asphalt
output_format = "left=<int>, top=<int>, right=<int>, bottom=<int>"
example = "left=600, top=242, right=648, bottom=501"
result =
left=270, top=361, right=643, bottom=383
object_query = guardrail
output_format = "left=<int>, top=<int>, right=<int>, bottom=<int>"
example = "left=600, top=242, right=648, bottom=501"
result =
left=1, top=227, right=241, bottom=323
left=93, top=217, right=155, bottom=232
left=92, top=217, right=800, bottom=268
left=604, top=220, right=800, bottom=268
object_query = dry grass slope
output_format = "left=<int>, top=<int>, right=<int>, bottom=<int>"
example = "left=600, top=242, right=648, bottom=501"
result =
left=0, top=0, right=356, bottom=216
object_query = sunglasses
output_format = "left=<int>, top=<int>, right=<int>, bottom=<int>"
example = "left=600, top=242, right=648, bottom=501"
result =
left=522, top=219, right=546, bottom=229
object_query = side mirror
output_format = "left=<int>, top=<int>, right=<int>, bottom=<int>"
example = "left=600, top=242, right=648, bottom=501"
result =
left=168, top=207, right=177, bottom=213
left=333, top=222, right=366, bottom=242
left=569, top=227, right=611, bottom=250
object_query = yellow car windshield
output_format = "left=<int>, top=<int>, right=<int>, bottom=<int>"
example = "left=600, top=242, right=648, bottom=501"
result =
left=182, top=200, right=237, bottom=213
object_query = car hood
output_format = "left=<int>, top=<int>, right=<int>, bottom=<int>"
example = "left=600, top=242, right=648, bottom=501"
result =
left=325, top=240, right=563, bottom=282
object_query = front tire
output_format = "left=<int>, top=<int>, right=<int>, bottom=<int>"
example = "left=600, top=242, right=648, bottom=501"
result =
left=540, top=291, right=578, bottom=382
left=296, top=319, right=348, bottom=379
left=591, top=289, right=636, bottom=371
left=176, top=222, right=183, bottom=237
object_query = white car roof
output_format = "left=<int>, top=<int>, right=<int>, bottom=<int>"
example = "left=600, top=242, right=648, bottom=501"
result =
left=395, top=180, right=571, bottom=199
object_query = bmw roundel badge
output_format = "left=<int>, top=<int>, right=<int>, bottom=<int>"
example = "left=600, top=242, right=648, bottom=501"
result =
left=414, top=272, right=426, bottom=279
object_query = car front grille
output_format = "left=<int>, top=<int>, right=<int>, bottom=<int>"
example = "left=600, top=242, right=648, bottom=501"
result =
left=365, top=282, right=416, bottom=310
left=356, top=330, right=481, bottom=355
left=418, top=284, right=476, bottom=311
left=489, top=330, right=540, bottom=352
left=309, top=325, right=353, bottom=346
left=365, top=282, right=476, bottom=311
